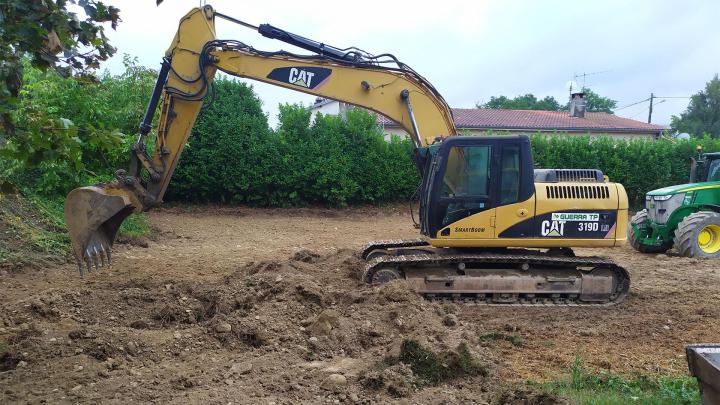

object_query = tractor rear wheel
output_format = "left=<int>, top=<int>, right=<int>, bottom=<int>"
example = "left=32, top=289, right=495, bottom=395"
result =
left=628, top=209, right=672, bottom=253
left=674, top=211, right=720, bottom=257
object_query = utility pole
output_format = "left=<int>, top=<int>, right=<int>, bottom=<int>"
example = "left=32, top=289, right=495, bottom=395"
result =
left=648, top=93, right=654, bottom=123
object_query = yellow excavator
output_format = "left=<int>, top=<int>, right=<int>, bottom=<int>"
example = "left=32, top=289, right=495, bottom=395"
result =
left=64, top=5, right=630, bottom=305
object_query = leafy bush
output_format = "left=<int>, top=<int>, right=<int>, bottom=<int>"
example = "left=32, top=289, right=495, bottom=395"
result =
left=531, top=135, right=720, bottom=207
left=165, top=78, right=275, bottom=204
left=4, top=56, right=718, bottom=209
left=165, top=89, right=418, bottom=207
left=1, top=56, right=156, bottom=195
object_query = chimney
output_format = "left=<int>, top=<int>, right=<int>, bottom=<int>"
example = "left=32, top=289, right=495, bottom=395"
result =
left=569, top=92, right=586, bottom=118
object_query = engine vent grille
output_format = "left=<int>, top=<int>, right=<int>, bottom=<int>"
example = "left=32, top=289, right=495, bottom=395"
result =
left=553, top=169, right=603, bottom=182
left=546, top=185, right=610, bottom=199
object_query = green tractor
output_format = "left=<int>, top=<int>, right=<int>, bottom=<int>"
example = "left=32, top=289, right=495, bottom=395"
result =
left=629, top=150, right=720, bottom=257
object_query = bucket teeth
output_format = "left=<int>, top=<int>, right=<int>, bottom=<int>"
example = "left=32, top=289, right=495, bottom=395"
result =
left=99, top=244, right=109, bottom=266
left=85, top=249, right=93, bottom=273
left=79, top=243, right=113, bottom=275
left=94, top=246, right=104, bottom=268
left=76, top=242, right=114, bottom=276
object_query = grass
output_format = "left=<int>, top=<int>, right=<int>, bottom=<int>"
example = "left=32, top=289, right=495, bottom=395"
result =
left=0, top=191, right=152, bottom=266
left=0, top=193, right=68, bottom=259
left=479, top=331, right=524, bottom=347
left=535, top=357, right=700, bottom=405
left=119, top=213, right=152, bottom=239
left=397, top=339, right=488, bottom=386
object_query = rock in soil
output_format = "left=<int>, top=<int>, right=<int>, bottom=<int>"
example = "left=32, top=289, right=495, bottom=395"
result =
left=321, top=373, right=348, bottom=392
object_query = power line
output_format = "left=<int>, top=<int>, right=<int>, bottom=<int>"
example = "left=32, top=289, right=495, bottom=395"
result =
left=628, top=110, right=646, bottom=119
left=615, top=98, right=650, bottom=111
left=614, top=94, right=691, bottom=118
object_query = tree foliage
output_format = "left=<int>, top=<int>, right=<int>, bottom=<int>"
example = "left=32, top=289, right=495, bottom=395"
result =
left=0, top=0, right=120, bottom=139
left=1, top=57, right=156, bottom=194
left=4, top=55, right=717, bottom=209
left=564, top=88, right=617, bottom=113
left=670, top=75, right=720, bottom=138
left=165, top=81, right=418, bottom=206
left=531, top=135, right=720, bottom=207
left=478, top=94, right=562, bottom=111
left=478, top=89, right=617, bottom=113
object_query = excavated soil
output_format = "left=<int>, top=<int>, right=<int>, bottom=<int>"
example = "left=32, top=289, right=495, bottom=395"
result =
left=0, top=206, right=718, bottom=404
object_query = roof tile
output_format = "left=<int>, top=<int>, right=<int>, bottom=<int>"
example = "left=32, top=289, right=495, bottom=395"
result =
left=378, top=108, right=666, bottom=133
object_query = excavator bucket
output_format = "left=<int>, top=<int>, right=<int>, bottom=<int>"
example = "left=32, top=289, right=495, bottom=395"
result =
left=64, top=185, right=137, bottom=275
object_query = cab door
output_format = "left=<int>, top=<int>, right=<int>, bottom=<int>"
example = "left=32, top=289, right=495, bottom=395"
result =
left=426, top=139, right=496, bottom=239
left=424, top=136, right=536, bottom=240
left=493, top=143, right=536, bottom=238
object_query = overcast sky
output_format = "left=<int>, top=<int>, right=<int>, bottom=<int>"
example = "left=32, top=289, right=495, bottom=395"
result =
left=99, top=0, right=720, bottom=129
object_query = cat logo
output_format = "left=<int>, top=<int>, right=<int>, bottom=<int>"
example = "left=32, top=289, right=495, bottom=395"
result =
left=266, top=66, right=332, bottom=90
left=288, top=68, right=314, bottom=88
left=541, top=220, right=566, bottom=237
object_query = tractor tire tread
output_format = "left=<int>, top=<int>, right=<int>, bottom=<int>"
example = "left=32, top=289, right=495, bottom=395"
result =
left=673, top=211, right=720, bottom=257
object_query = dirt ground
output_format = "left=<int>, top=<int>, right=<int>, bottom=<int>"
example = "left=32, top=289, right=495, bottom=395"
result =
left=1, top=206, right=718, bottom=404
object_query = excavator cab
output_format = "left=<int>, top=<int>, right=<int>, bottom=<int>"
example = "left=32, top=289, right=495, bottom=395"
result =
left=419, top=136, right=534, bottom=239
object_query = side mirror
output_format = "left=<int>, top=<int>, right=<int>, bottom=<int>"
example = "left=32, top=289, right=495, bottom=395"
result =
left=690, top=157, right=698, bottom=183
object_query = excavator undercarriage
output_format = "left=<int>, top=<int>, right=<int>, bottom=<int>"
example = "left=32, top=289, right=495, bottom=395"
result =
left=362, top=240, right=629, bottom=306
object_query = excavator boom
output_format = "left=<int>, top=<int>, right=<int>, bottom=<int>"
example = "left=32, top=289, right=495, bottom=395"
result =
left=65, top=5, right=455, bottom=273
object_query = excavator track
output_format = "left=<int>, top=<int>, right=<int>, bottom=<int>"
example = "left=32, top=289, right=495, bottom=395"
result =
left=362, top=249, right=629, bottom=306
left=361, top=239, right=431, bottom=260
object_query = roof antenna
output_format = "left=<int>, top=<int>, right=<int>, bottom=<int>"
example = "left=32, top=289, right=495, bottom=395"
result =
left=566, top=80, right=578, bottom=96
left=573, top=70, right=611, bottom=91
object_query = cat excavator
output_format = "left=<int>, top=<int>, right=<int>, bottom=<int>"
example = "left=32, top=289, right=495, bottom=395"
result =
left=64, top=5, right=630, bottom=305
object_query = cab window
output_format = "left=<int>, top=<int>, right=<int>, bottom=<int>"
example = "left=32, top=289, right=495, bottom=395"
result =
left=442, top=146, right=491, bottom=197
left=438, top=145, right=491, bottom=228
left=500, top=145, right=521, bottom=204
left=707, top=159, right=720, bottom=182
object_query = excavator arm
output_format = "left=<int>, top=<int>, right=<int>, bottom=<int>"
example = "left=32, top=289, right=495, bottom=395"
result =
left=64, top=5, right=456, bottom=273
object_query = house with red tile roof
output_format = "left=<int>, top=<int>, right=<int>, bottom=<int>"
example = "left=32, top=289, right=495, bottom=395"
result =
left=377, top=108, right=666, bottom=140
left=310, top=95, right=667, bottom=140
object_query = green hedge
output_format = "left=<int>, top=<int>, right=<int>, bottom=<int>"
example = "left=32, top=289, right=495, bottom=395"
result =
left=165, top=79, right=719, bottom=208
left=165, top=79, right=418, bottom=206
left=530, top=135, right=720, bottom=207
left=5, top=64, right=720, bottom=209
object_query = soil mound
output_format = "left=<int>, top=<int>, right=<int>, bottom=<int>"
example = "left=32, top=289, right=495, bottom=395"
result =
left=0, top=249, right=501, bottom=403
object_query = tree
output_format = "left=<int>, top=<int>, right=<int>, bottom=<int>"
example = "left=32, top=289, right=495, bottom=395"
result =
left=568, top=88, right=617, bottom=113
left=1, top=57, right=157, bottom=195
left=165, top=79, right=274, bottom=204
left=478, top=89, right=618, bottom=114
left=477, top=94, right=562, bottom=111
left=0, top=0, right=120, bottom=139
left=670, top=75, right=720, bottom=138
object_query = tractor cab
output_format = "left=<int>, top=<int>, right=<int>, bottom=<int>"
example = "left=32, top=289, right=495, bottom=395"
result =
left=690, top=152, right=720, bottom=183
